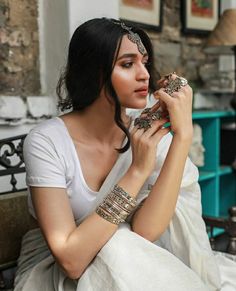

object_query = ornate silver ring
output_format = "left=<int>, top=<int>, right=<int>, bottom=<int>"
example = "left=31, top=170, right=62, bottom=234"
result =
left=164, top=76, right=188, bottom=96
left=134, top=108, right=162, bottom=131
left=178, top=77, right=188, bottom=86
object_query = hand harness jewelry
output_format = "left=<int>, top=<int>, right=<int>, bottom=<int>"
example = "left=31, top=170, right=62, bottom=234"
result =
left=134, top=108, right=162, bottom=130
left=164, top=76, right=188, bottom=96
left=134, top=74, right=188, bottom=131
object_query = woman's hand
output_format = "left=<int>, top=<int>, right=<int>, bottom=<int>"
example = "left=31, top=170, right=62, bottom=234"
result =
left=129, top=112, right=170, bottom=178
left=154, top=74, right=193, bottom=140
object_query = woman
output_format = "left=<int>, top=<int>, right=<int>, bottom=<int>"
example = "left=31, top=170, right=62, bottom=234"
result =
left=14, top=18, right=221, bottom=290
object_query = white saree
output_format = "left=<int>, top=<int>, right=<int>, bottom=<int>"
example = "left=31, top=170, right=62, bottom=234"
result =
left=14, top=126, right=236, bottom=291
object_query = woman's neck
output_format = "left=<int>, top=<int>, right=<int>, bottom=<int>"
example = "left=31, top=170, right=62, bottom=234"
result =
left=62, top=96, right=130, bottom=145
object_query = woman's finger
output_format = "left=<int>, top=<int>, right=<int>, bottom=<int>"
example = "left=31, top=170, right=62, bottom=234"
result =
left=150, top=102, right=160, bottom=113
left=131, top=125, right=145, bottom=136
left=157, top=78, right=168, bottom=89
left=141, top=117, right=170, bottom=138
left=155, top=88, right=174, bottom=106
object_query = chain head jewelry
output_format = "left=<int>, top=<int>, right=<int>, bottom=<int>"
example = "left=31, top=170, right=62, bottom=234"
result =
left=127, top=33, right=146, bottom=55
left=113, top=20, right=146, bottom=55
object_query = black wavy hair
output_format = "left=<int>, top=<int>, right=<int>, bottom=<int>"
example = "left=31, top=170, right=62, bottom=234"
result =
left=57, top=17, right=158, bottom=153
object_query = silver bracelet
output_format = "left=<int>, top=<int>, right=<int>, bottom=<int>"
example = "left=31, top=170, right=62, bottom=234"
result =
left=113, top=184, right=137, bottom=207
left=96, top=184, right=138, bottom=225
left=96, top=207, right=123, bottom=225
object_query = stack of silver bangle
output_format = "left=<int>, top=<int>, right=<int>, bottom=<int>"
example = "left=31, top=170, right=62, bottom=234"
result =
left=96, top=184, right=138, bottom=225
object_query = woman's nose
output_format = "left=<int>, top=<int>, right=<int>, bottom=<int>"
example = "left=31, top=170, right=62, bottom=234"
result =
left=137, top=63, right=150, bottom=81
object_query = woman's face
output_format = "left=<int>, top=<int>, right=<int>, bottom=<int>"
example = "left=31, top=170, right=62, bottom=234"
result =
left=111, top=35, right=150, bottom=109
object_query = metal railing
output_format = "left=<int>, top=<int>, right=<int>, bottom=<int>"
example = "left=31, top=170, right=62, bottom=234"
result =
left=0, top=134, right=27, bottom=194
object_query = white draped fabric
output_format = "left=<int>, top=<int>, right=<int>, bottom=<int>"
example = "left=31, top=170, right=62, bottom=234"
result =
left=14, top=120, right=236, bottom=291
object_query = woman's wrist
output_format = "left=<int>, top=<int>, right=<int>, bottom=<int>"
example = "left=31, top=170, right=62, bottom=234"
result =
left=117, top=166, right=148, bottom=199
left=172, top=131, right=193, bottom=151
left=173, top=127, right=193, bottom=142
left=127, top=165, right=149, bottom=183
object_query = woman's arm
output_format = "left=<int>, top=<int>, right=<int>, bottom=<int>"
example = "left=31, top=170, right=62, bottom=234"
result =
left=29, top=110, right=170, bottom=280
left=31, top=113, right=171, bottom=280
left=30, top=167, right=148, bottom=280
left=131, top=133, right=192, bottom=241
left=131, top=79, right=193, bottom=241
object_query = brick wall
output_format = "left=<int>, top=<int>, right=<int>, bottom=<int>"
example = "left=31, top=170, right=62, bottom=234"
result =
left=148, top=0, right=233, bottom=93
left=0, top=0, right=232, bottom=121
left=0, top=0, right=40, bottom=96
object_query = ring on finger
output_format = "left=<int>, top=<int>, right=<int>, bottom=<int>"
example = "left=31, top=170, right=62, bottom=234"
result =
left=164, top=76, right=188, bottom=96
left=134, top=117, right=152, bottom=131
left=178, top=76, right=188, bottom=86
left=134, top=109, right=162, bottom=131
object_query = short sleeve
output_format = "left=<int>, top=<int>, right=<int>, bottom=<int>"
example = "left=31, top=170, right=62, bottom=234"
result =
left=23, top=131, right=67, bottom=188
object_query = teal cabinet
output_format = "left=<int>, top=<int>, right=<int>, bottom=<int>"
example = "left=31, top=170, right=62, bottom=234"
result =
left=192, top=111, right=236, bottom=234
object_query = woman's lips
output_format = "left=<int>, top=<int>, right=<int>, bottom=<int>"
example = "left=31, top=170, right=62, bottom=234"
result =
left=134, top=89, right=148, bottom=96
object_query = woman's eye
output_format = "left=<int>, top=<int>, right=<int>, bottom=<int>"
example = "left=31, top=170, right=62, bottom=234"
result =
left=122, top=62, right=133, bottom=68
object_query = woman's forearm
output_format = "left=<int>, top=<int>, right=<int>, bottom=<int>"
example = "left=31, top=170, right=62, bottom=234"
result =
left=55, top=168, right=147, bottom=280
left=131, top=133, right=192, bottom=241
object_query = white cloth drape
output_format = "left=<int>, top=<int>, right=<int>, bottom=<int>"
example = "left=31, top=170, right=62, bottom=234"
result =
left=14, top=127, right=236, bottom=291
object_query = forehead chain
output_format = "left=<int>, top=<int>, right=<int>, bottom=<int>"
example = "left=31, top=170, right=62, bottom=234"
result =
left=113, top=21, right=146, bottom=55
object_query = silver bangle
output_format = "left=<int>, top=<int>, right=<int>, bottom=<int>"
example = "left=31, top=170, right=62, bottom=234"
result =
left=96, top=207, right=123, bottom=225
left=113, top=184, right=137, bottom=206
left=101, top=201, right=129, bottom=221
left=96, top=184, right=138, bottom=225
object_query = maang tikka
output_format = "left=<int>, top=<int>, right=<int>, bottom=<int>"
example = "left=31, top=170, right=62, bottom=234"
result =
left=113, top=21, right=146, bottom=55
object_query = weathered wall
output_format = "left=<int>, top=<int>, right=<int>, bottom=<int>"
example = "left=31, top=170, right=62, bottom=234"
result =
left=0, top=0, right=233, bottom=120
left=148, top=0, right=232, bottom=93
left=0, top=0, right=40, bottom=96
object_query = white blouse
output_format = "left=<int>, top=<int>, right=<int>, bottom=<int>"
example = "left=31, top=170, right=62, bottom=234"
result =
left=23, top=117, right=101, bottom=222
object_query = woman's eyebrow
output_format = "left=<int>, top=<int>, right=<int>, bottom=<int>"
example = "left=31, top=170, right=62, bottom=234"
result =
left=117, top=52, right=148, bottom=61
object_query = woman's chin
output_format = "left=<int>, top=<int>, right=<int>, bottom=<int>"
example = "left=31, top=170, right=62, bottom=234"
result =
left=129, top=100, right=147, bottom=110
